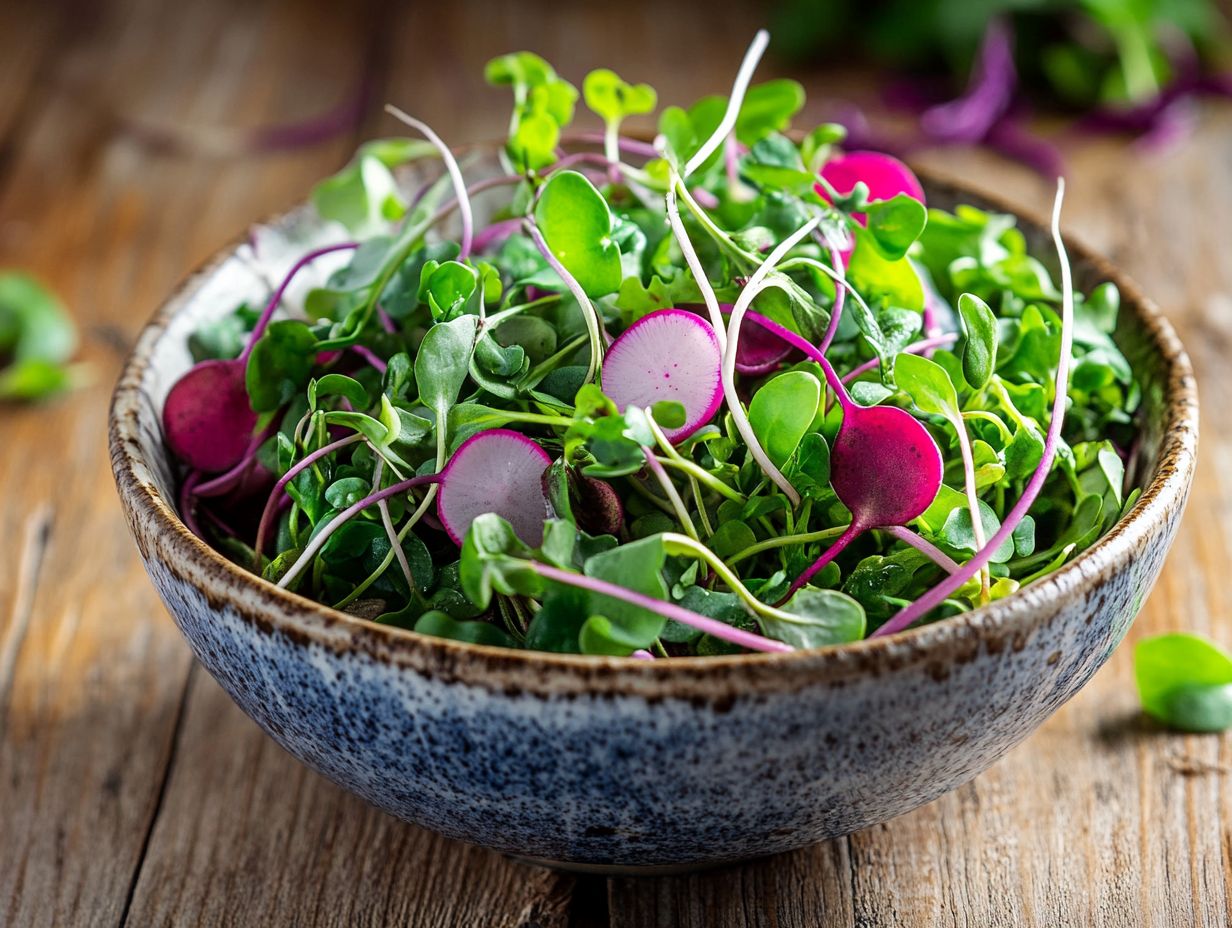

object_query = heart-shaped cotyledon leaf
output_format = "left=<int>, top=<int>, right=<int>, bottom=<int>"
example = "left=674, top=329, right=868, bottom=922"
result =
left=533, top=170, right=623, bottom=298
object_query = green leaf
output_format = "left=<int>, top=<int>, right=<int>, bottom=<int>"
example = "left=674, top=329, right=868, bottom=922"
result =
left=0, top=273, right=76, bottom=363
left=734, top=80, right=806, bottom=145
left=940, top=500, right=1015, bottom=563
left=748, top=371, right=821, bottom=468
left=583, top=69, right=657, bottom=123
left=894, top=352, right=961, bottom=427
left=958, top=293, right=998, bottom=390
left=245, top=320, right=317, bottom=412
left=0, top=358, right=77, bottom=401
left=525, top=586, right=590, bottom=653
left=534, top=171, right=623, bottom=298
left=760, top=588, right=866, bottom=649
left=458, top=514, right=542, bottom=609
left=311, top=139, right=434, bottom=235
left=1136, top=634, right=1232, bottom=732
left=309, top=373, right=369, bottom=411
left=788, top=432, right=831, bottom=499
left=415, top=315, right=479, bottom=430
left=484, top=51, right=555, bottom=87
left=414, top=610, right=519, bottom=648
left=864, top=194, right=928, bottom=261
left=846, top=227, right=924, bottom=311
left=582, top=535, right=668, bottom=648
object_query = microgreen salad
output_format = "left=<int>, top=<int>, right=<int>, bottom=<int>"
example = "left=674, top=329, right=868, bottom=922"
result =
left=165, top=32, right=1142, bottom=657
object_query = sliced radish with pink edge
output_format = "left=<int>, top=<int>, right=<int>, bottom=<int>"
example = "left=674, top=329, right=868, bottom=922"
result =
left=601, top=309, right=723, bottom=443
left=162, top=359, right=259, bottom=473
left=817, top=151, right=926, bottom=225
left=437, top=429, right=553, bottom=546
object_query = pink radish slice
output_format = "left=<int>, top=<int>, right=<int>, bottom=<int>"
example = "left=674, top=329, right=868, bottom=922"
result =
left=438, top=429, right=553, bottom=546
left=163, top=359, right=258, bottom=473
left=601, top=309, right=723, bottom=443
left=817, top=151, right=926, bottom=225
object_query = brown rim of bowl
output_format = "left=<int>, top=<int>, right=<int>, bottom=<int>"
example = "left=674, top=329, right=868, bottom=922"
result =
left=109, top=166, right=1198, bottom=698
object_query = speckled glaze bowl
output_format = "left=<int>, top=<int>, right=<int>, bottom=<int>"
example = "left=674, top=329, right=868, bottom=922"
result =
left=109, top=163, right=1197, bottom=873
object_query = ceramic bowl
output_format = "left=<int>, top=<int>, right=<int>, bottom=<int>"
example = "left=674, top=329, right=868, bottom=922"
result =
left=109, top=161, right=1198, bottom=873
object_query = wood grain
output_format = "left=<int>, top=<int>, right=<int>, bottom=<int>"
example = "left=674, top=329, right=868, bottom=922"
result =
left=0, top=0, right=1230, bottom=925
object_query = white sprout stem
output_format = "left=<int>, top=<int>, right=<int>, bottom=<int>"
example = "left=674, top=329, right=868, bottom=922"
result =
left=684, top=30, right=770, bottom=178
left=643, top=447, right=699, bottom=541
left=276, top=475, right=440, bottom=591
left=523, top=218, right=604, bottom=384
left=373, top=459, right=415, bottom=594
left=722, top=216, right=822, bottom=506
left=954, top=416, right=992, bottom=602
left=385, top=105, right=474, bottom=259
left=875, top=179, right=1075, bottom=637
left=664, top=163, right=727, bottom=353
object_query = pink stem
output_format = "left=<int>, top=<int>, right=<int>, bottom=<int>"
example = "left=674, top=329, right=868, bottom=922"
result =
left=691, top=187, right=720, bottom=209
left=193, top=423, right=274, bottom=497
left=746, top=311, right=854, bottom=413
left=276, top=474, right=442, bottom=589
left=252, top=433, right=365, bottom=569
left=631, top=649, right=656, bottom=660
left=240, top=242, right=360, bottom=363
left=528, top=563, right=793, bottom=654
left=377, top=306, right=398, bottom=334
left=350, top=344, right=386, bottom=373
left=881, top=525, right=961, bottom=574
left=779, top=521, right=864, bottom=604
left=841, top=334, right=958, bottom=385
left=817, top=245, right=848, bottom=355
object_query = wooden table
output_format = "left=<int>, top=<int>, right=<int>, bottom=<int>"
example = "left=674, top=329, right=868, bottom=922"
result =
left=1, top=0, right=1229, bottom=923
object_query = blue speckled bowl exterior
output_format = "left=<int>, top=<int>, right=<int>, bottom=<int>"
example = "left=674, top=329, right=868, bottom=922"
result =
left=110, top=172, right=1197, bottom=871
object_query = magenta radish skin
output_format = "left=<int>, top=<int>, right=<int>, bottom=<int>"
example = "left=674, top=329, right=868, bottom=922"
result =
left=438, top=429, right=553, bottom=546
left=818, top=151, right=926, bottom=223
left=601, top=309, right=723, bottom=443
left=830, top=404, right=944, bottom=529
left=162, top=359, right=258, bottom=473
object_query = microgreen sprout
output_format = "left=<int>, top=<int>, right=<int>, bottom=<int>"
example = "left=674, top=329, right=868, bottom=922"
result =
left=166, top=42, right=1138, bottom=658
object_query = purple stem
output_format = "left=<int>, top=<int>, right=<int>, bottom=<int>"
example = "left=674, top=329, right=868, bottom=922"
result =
left=840, top=334, right=958, bottom=385
left=350, top=344, right=387, bottom=374
left=560, top=131, right=660, bottom=159
left=385, top=106, right=473, bottom=259
left=528, top=562, right=793, bottom=654
left=276, top=474, right=443, bottom=589
left=376, top=306, right=398, bottom=334
left=471, top=218, right=523, bottom=253
left=779, top=522, right=864, bottom=602
left=240, top=242, right=360, bottom=364
left=252, top=432, right=365, bottom=570
left=874, top=186, right=1074, bottom=637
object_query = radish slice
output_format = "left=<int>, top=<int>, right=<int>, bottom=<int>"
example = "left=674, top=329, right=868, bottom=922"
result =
left=601, top=309, right=723, bottom=443
left=683, top=303, right=789, bottom=375
left=162, top=359, right=258, bottom=473
left=818, top=151, right=926, bottom=223
left=437, top=429, right=552, bottom=546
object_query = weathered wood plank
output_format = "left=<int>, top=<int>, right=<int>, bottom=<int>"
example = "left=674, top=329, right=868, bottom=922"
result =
left=123, top=666, right=575, bottom=928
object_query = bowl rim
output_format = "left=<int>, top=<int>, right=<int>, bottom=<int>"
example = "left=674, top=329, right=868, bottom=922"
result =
left=109, top=164, right=1199, bottom=697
